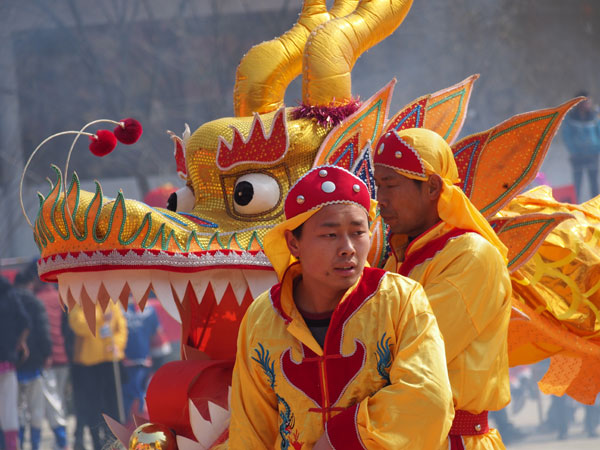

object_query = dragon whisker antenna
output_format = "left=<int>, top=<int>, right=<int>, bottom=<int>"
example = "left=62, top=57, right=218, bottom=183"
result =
left=63, top=118, right=143, bottom=235
left=20, top=118, right=142, bottom=231
left=20, top=129, right=97, bottom=230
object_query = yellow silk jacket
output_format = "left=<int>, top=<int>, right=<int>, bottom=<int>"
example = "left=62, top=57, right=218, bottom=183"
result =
left=385, top=223, right=512, bottom=449
left=228, top=264, right=454, bottom=449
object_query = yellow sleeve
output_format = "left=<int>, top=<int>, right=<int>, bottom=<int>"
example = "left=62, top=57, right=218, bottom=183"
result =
left=423, top=236, right=511, bottom=363
left=227, top=306, right=279, bottom=448
left=326, top=281, right=454, bottom=449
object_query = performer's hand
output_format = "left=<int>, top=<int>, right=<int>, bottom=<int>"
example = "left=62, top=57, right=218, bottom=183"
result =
left=313, top=434, right=333, bottom=450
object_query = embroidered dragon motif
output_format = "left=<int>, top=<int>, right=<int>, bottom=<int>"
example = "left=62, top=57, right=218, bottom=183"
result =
left=375, top=332, right=393, bottom=385
left=252, top=343, right=300, bottom=450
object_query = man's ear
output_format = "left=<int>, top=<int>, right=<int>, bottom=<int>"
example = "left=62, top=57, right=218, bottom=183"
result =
left=427, top=174, right=443, bottom=201
left=284, top=229, right=301, bottom=258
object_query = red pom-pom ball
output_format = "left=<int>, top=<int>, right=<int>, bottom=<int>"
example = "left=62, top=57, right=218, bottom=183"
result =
left=114, top=118, right=143, bottom=144
left=88, top=130, right=117, bottom=157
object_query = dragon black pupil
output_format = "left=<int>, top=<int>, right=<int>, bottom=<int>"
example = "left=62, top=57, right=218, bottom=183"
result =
left=234, top=181, right=254, bottom=206
left=166, top=192, right=178, bottom=212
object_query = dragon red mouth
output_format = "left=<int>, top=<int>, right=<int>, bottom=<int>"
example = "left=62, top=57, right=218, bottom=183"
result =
left=46, top=262, right=278, bottom=359
left=50, top=259, right=279, bottom=445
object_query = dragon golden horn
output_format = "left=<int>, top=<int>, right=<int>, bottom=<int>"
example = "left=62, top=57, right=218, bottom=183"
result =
left=233, top=1, right=359, bottom=117
left=302, top=0, right=413, bottom=106
left=329, top=0, right=360, bottom=17
left=233, top=0, right=329, bottom=117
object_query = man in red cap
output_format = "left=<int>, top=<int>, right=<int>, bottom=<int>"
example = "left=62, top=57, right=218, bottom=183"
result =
left=374, top=128, right=512, bottom=449
left=225, top=165, right=454, bottom=449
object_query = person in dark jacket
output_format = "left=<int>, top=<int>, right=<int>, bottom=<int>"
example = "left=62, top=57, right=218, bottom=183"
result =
left=16, top=260, right=70, bottom=450
left=122, top=302, right=160, bottom=418
left=13, top=271, right=52, bottom=450
left=0, top=275, right=30, bottom=450
left=562, top=92, right=600, bottom=201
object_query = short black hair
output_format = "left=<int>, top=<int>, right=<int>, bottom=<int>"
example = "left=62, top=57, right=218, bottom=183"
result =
left=291, top=224, right=303, bottom=239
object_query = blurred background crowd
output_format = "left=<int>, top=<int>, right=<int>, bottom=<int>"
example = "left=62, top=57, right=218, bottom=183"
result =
left=0, top=261, right=179, bottom=450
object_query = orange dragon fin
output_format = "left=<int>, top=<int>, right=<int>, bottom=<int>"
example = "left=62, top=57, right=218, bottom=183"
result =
left=383, top=74, right=479, bottom=144
left=312, top=80, right=396, bottom=169
left=490, top=212, right=573, bottom=273
left=452, top=97, right=583, bottom=218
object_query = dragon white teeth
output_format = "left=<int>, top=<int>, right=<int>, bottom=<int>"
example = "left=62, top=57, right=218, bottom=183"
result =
left=102, top=272, right=127, bottom=306
left=54, top=267, right=279, bottom=335
left=191, top=276, right=210, bottom=304
left=57, top=275, right=70, bottom=306
left=188, top=399, right=230, bottom=449
left=169, top=273, right=191, bottom=302
left=209, top=270, right=231, bottom=305
left=66, top=273, right=85, bottom=305
left=151, top=274, right=180, bottom=323
left=176, top=435, right=206, bottom=450
left=127, top=273, right=152, bottom=305
left=82, top=277, right=102, bottom=302
left=226, top=270, right=248, bottom=305
left=243, top=269, right=278, bottom=299
left=207, top=400, right=230, bottom=435
left=193, top=269, right=255, bottom=306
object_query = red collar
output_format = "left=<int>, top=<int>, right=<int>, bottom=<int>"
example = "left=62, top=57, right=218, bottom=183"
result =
left=270, top=266, right=386, bottom=333
left=398, top=228, right=472, bottom=276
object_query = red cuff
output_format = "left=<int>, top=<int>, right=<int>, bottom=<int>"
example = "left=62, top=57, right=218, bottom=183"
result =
left=325, top=404, right=365, bottom=449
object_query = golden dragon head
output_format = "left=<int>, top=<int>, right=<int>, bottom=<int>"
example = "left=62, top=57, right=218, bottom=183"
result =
left=29, top=0, right=419, bottom=364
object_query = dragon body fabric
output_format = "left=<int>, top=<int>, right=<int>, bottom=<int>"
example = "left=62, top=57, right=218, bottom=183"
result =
left=27, top=0, right=600, bottom=447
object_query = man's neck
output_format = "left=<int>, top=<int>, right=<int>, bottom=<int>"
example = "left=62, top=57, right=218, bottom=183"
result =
left=390, top=220, right=446, bottom=262
left=405, top=216, right=441, bottom=240
left=293, top=277, right=341, bottom=315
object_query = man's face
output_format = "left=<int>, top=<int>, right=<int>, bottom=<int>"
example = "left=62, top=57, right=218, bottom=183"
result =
left=287, top=203, right=370, bottom=297
left=375, top=165, right=434, bottom=238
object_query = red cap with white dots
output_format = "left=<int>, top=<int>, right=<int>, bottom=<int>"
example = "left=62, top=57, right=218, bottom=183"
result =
left=284, top=165, right=371, bottom=219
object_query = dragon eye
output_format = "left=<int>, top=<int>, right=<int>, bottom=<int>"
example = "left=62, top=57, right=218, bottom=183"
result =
left=167, top=186, right=195, bottom=213
left=233, top=173, right=281, bottom=215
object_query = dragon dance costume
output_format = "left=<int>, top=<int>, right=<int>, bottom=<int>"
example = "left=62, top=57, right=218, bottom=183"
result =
left=226, top=166, right=453, bottom=449
left=21, top=0, right=600, bottom=448
left=378, top=129, right=511, bottom=449
left=229, top=264, right=454, bottom=449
